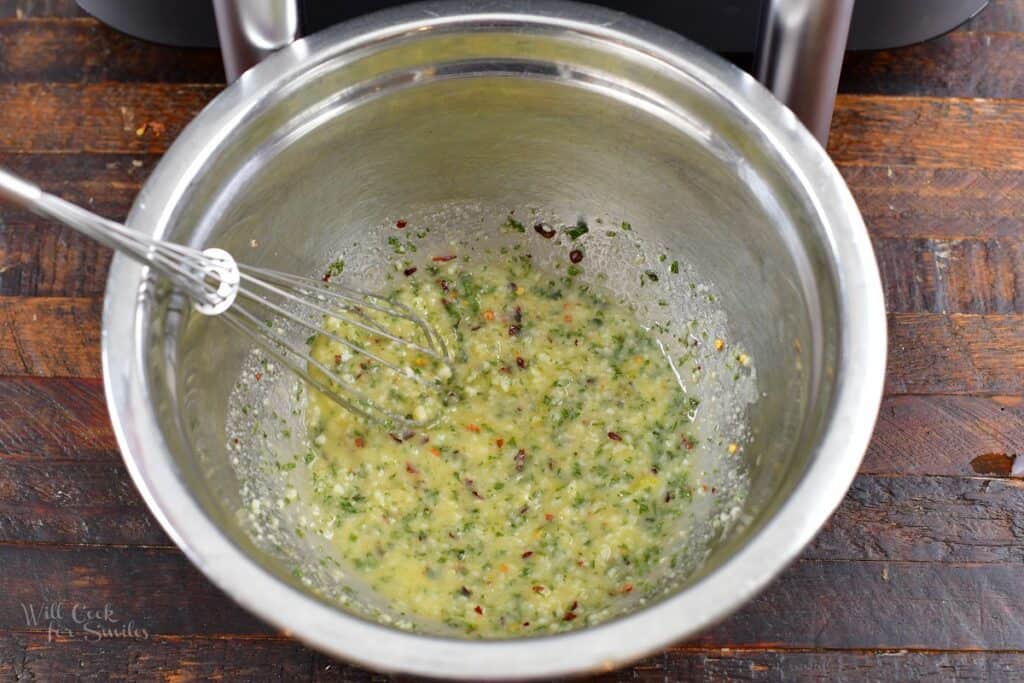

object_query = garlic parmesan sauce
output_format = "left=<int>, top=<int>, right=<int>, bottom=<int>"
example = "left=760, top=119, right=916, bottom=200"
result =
left=303, top=245, right=724, bottom=637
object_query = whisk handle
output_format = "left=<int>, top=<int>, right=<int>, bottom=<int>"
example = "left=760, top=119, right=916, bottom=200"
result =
left=0, top=166, right=239, bottom=315
left=0, top=165, right=149, bottom=259
left=0, top=166, right=44, bottom=209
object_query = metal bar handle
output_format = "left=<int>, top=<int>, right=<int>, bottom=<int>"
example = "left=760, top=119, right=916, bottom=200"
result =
left=755, top=0, right=855, bottom=145
left=212, top=0, right=301, bottom=82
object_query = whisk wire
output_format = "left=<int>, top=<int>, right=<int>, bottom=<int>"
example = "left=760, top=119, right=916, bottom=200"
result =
left=0, top=166, right=451, bottom=428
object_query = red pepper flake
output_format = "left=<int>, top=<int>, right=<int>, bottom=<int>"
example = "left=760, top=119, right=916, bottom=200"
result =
left=322, top=273, right=331, bottom=282
left=532, top=585, right=545, bottom=593
left=254, top=372, right=263, bottom=381
left=483, top=309, right=496, bottom=321
left=513, top=306, right=523, bottom=323
left=516, top=356, right=527, bottom=369
left=514, top=448, right=527, bottom=472
left=403, top=267, right=417, bottom=276
left=622, top=583, right=633, bottom=593
left=607, top=431, right=622, bottom=441
left=495, top=438, right=504, bottom=448
left=474, top=605, right=483, bottom=615
left=334, top=354, right=342, bottom=365
left=429, top=447, right=441, bottom=457
left=460, top=586, right=473, bottom=597
left=563, top=611, right=577, bottom=622
left=521, top=551, right=533, bottom=559
left=522, top=621, right=530, bottom=627
left=438, top=279, right=450, bottom=292
left=232, top=438, right=239, bottom=445
left=569, top=249, right=583, bottom=264
left=466, top=424, right=480, bottom=433
left=544, top=512, right=554, bottom=521
left=432, top=255, right=457, bottom=262
left=570, top=600, right=579, bottom=611
left=508, top=325, right=521, bottom=337
left=395, top=219, right=408, bottom=228
left=465, top=478, right=483, bottom=499
left=405, top=462, right=419, bottom=475
left=354, top=437, right=365, bottom=448
left=498, top=366, right=511, bottom=374
left=534, top=223, right=556, bottom=238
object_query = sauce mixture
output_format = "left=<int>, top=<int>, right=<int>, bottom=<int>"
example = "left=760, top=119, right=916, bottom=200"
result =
left=303, top=245, right=714, bottom=636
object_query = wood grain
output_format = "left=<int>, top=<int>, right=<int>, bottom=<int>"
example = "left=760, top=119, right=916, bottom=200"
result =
left=841, top=31, right=1024, bottom=99
left=0, top=458, right=168, bottom=546
left=4, top=636, right=1024, bottom=683
left=0, top=634, right=331, bottom=682
left=3, top=546, right=1024, bottom=651
left=886, top=313, right=1024, bottom=395
left=844, top=166, right=1024, bottom=240
left=0, top=83, right=219, bottom=153
left=0, top=297, right=100, bottom=377
left=829, top=95, right=1024, bottom=170
left=875, top=238, right=1024, bottom=314
left=0, top=19, right=224, bottom=83
left=865, top=395, right=1024, bottom=476
left=807, top=474, right=1024, bottom=563
left=0, top=545, right=274, bottom=636
left=0, top=378, right=113, bottom=459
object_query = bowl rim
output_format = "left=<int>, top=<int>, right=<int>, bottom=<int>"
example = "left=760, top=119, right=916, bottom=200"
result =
left=102, top=1, right=887, bottom=678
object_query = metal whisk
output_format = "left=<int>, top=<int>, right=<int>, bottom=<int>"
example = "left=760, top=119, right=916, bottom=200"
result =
left=0, top=168, right=452, bottom=427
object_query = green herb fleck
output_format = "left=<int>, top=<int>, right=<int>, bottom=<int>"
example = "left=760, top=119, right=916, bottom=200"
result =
left=565, top=220, right=589, bottom=240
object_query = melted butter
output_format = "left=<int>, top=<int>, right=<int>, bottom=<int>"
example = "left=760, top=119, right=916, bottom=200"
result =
left=306, top=251, right=702, bottom=637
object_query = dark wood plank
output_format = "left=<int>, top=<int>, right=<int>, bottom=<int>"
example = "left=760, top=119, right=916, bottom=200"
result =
left=875, top=238, right=1024, bottom=314
left=0, top=19, right=224, bottom=83
left=0, top=545, right=274, bottom=636
left=841, top=31, right=1024, bottom=99
left=0, top=0, right=82, bottom=18
left=886, top=313, right=1024, bottom=395
left=829, top=96, right=1024, bottom=170
left=0, top=220, right=113, bottom=297
left=807, top=474, right=1024, bottom=563
left=865, top=395, right=1024, bottom=476
left=844, top=166, right=1024, bottom=240
left=694, top=559, right=1024, bottom=650
left=2, top=546, right=1023, bottom=650
left=0, top=377, right=114, bottom=459
left=635, top=649, right=1024, bottom=682
left=0, top=633, right=328, bottom=682
left=5, top=635, right=1024, bottom=683
left=0, top=458, right=168, bottom=546
left=0, top=297, right=100, bottom=377
left=0, top=153, right=152, bottom=297
left=0, top=83, right=220, bottom=153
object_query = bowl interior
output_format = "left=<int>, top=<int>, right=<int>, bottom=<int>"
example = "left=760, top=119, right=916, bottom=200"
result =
left=136, top=20, right=838, bottom=641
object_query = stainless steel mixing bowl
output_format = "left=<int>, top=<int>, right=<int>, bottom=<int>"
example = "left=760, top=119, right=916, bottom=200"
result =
left=102, top=1, right=886, bottom=678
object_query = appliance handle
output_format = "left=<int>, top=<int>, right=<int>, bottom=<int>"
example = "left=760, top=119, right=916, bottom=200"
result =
left=755, top=0, right=855, bottom=145
left=212, top=0, right=301, bottom=82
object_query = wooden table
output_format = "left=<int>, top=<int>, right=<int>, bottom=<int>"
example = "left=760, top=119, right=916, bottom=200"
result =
left=1, top=0, right=1022, bottom=679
